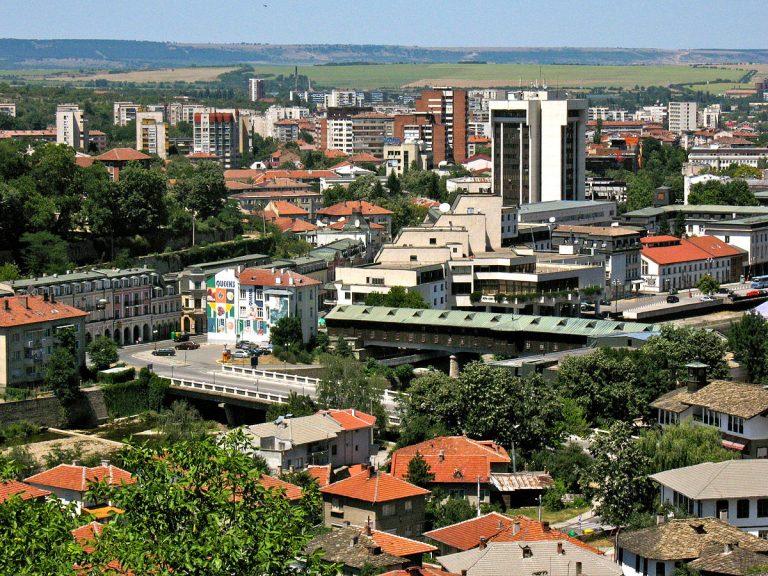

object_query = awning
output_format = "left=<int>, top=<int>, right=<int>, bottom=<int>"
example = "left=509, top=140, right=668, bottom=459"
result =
left=722, top=440, right=746, bottom=451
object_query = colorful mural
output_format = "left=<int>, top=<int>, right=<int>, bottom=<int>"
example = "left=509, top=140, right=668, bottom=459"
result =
left=206, top=271, right=237, bottom=338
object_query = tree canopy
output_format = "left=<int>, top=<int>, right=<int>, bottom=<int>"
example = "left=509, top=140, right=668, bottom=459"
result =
left=364, top=286, right=429, bottom=309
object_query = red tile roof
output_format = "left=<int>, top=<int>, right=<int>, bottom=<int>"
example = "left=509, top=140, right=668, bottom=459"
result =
left=641, top=235, right=679, bottom=245
left=371, top=529, right=437, bottom=557
left=0, top=480, right=50, bottom=503
left=267, top=200, right=309, bottom=216
left=71, top=521, right=103, bottom=547
left=347, top=152, right=382, bottom=164
left=464, top=154, right=491, bottom=163
left=237, top=267, right=321, bottom=287
left=321, top=469, right=429, bottom=503
left=323, top=408, right=377, bottom=431
left=94, top=148, right=151, bottom=162
left=318, top=200, right=393, bottom=217
left=273, top=217, right=318, bottom=233
left=390, top=437, right=510, bottom=484
left=25, top=464, right=134, bottom=492
left=75, top=156, right=95, bottom=168
left=324, top=149, right=348, bottom=159
left=468, top=135, right=491, bottom=143
left=307, top=464, right=332, bottom=488
left=642, top=236, right=744, bottom=265
left=259, top=475, right=303, bottom=501
left=226, top=180, right=260, bottom=191
left=193, top=112, right=234, bottom=123
left=424, top=512, right=601, bottom=554
left=686, top=235, right=746, bottom=258
left=0, top=296, right=88, bottom=328
left=224, top=169, right=267, bottom=182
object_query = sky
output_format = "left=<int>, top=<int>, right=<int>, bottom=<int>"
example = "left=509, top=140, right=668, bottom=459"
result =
left=1, top=0, right=766, bottom=49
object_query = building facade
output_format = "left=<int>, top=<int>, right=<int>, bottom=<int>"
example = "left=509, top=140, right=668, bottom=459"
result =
left=135, top=111, right=167, bottom=159
left=668, top=101, right=698, bottom=134
left=415, top=87, right=468, bottom=164
left=56, top=104, right=88, bottom=150
left=248, top=78, right=265, bottom=102
left=193, top=111, right=239, bottom=168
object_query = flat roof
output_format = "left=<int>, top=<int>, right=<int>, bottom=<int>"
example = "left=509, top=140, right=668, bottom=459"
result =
left=624, top=205, right=768, bottom=218
left=519, top=200, right=614, bottom=213
left=326, top=305, right=660, bottom=338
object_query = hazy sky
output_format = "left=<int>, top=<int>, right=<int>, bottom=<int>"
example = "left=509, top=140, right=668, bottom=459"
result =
left=1, top=0, right=766, bottom=49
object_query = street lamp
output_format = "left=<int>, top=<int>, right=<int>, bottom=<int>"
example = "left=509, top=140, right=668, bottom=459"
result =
left=153, top=328, right=158, bottom=350
left=547, top=216, right=556, bottom=250
left=612, top=279, right=622, bottom=317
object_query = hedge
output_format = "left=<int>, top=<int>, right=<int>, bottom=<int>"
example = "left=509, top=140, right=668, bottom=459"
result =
left=137, top=236, right=276, bottom=273
left=97, top=367, right=136, bottom=385
left=102, top=374, right=170, bottom=419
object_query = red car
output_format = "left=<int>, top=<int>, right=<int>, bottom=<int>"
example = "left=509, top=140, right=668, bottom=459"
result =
left=746, top=290, right=762, bottom=298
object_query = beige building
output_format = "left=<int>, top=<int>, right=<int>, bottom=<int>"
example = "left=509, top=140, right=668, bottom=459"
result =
left=0, top=295, right=88, bottom=392
left=136, top=111, right=167, bottom=159
left=56, top=104, right=88, bottom=150
left=334, top=262, right=448, bottom=309
left=113, top=102, right=141, bottom=126
left=668, top=101, right=698, bottom=134
left=383, top=140, right=429, bottom=175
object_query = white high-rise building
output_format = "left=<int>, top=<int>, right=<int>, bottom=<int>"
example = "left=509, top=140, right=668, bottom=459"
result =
left=490, top=91, right=587, bottom=206
left=248, top=78, right=265, bottom=102
left=56, top=104, right=88, bottom=150
left=324, top=89, right=361, bottom=108
left=635, top=105, right=667, bottom=124
left=668, top=101, right=698, bottom=134
left=699, top=104, right=721, bottom=130
left=136, top=111, right=167, bottom=159
left=193, top=111, right=239, bottom=168
left=113, top=101, right=141, bottom=126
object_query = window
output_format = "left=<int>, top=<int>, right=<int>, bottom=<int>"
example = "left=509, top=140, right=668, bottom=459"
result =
left=382, top=503, right=396, bottom=517
left=655, top=562, right=665, bottom=576
left=331, top=445, right=337, bottom=456
left=643, top=558, right=648, bottom=576
left=702, top=408, right=720, bottom=427
left=737, top=499, right=750, bottom=519
left=728, top=414, right=744, bottom=434
left=404, top=500, right=412, bottom=512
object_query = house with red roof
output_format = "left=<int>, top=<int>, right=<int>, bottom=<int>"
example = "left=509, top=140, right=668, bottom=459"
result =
left=424, top=512, right=602, bottom=556
left=205, top=266, right=320, bottom=344
left=0, top=479, right=50, bottom=503
left=93, top=147, right=152, bottom=181
left=640, top=235, right=747, bottom=292
left=263, top=199, right=310, bottom=220
left=390, top=437, right=510, bottom=508
left=25, top=463, right=134, bottom=512
left=243, top=409, right=376, bottom=472
left=318, top=200, right=393, bottom=238
left=321, top=466, right=430, bottom=537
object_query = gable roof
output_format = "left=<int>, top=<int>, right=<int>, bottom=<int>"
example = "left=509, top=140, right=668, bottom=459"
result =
left=617, top=518, right=768, bottom=561
left=371, top=529, right=437, bottom=557
left=650, top=460, right=768, bottom=500
left=258, top=474, right=303, bottom=501
left=321, top=408, right=377, bottom=431
left=71, top=521, right=103, bottom=547
left=381, top=568, right=459, bottom=576
left=244, top=413, right=342, bottom=446
left=94, top=148, right=151, bottom=162
left=273, top=217, right=318, bottom=233
left=238, top=267, right=321, bottom=288
left=685, top=235, right=747, bottom=258
left=0, top=480, right=50, bottom=503
left=0, top=295, right=88, bottom=328
left=318, top=200, right=393, bottom=217
left=390, top=436, right=510, bottom=484
left=25, top=464, right=134, bottom=492
left=320, top=469, right=430, bottom=503
left=684, top=379, right=768, bottom=419
left=306, top=464, right=332, bottom=488
left=266, top=200, right=309, bottom=216
left=306, top=526, right=406, bottom=570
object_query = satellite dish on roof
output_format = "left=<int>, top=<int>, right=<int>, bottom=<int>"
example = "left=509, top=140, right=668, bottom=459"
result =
left=439, top=203, right=451, bottom=213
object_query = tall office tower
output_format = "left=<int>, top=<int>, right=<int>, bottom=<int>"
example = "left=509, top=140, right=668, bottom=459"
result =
left=415, top=87, right=468, bottom=164
left=668, top=101, right=698, bottom=134
left=193, top=111, right=239, bottom=168
left=56, top=104, right=89, bottom=150
left=248, top=78, right=265, bottom=102
left=490, top=91, right=587, bottom=206
left=136, top=111, right=168, bottom=159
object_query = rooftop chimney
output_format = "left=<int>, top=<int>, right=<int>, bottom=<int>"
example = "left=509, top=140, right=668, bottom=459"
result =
left=43, top=292, right=49, bottom=302
left=364, top=518, right=372, bottom=536
left=724, top=543, right=734, bottom=554
left=3, top=300, right=8, bottom=311
left=541, top=521, right=551, bottom=532
left=23, top=296, right=29, bottom=309
left=656, top=513, right=666, bottom=525
left=576, top=561, right=582, bottom=576
left=513, top=522, right=521, bottom=535
left=438, top=449, right=445, bottom=462
left=557, top=542, right=564, bottom=555
left=479, top=537, right=487, bottom=550
left=686, top=362, right=708, bottom=393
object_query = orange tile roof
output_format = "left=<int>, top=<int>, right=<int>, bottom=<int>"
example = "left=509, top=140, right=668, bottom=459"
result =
left=468, top=135, right=491, bottom=143
left=686, top=235, right=746, bottom=258
left=380, top=568, right=458, bottom=576
left=71, top=521, right=103, bottom=547
left=324, top=149, right=348, bottom=159
left=265, top=169, right=339, bottom=181
left=390, top=436, right=510, bottom=484
left=323, top=408, right=377, bottom=431
left=25, top=464, right=134, bottom=492
left=0, top=480, right=50, bottom=503
left=321, top=469, right=429, bottom=503
left=641, top=235, right=679, bottom=245
left=237, top=267, right=321, bottom=287
left=259, top=475, right=303, bottom=501
left=226, top=180, right=260, bottom=191
left=273, top=217, right=318, bottom=233
left=267, top=200, right=309, bottom=216
left=224, top=169, right=267, bottom=181
left=318, top=200, right=393, bottom=217
left=641, top=236, right=744, bottom=266
left=424, top=512, right=601, bottom=554
left=372, top=528, right=437, bottom=557
left=347, top=152, right=382, bottom=164
left=75, top=156, right=95, bottom=168
left=328, top=219, right=384, bottom=230
left=307, top=464, right=332, bottom=488
left=94, top=148, right=151, bottom=162
left=0, top=296, right=88, bottom=328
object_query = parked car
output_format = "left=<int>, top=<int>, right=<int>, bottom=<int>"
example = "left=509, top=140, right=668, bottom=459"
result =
left=152, top=348, right=176, bottom=356
left=171, top=332, right=190, bottom=343
left=175, top=341, right=200, bottom=350
left=666, top=295, right=680, bottom=303
left=236, top=341, right=254, bottom=350
left=232, top=349, right=251, bottom=359
left=746, top=289, right=763, bottom=298
left=699, top=295, right=717, bottom=302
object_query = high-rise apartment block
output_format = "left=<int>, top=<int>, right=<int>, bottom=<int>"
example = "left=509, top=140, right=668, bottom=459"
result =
left=193, top=111, right=239, bottom=168
left=320, top=108, right=393, bottom=158
left=415, top=87, right=468, bottom=164
left=113, top=102, right=141, bottom=126
left=248, top=78, right=266, bottom=102
left=490, top=91, right=587, bottom=206
left=668, top=101, right=698, bottom=134
left=324, top=89, right=362, bottom=108
left=392, top=112, right=447, bottom=166
left=136, top=111, right=168, bottom=159
left=56, top=104, right=89, bottom=150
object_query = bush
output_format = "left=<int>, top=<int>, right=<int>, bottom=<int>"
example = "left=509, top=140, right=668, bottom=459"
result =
left=542, top=480, right=568, bottom=511
left=97, top=367, right=136, bottom=385
left=102, top=374, right=169, bottom=418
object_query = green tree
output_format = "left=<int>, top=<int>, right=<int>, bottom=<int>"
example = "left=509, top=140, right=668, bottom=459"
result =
left=45, top=348, right=80, bottom=404
left=87, top=336, right=119, bottom=371
left=270, top=316, right=305, bottom=348
left=530, top=442, right=592, bottom=493
left=688, top=180, right=758, bottom=206
left=395, top=371, right=462, bottom=448
left=347, top=174, right=381, bottom=200
left=638, top=421, right=734, bottom=474
left=404, top=451, right=435, bottom=488
left=728, top=312, right=768, bottom=382
left=364, top=286, right=429, bottom=308
left=583, top=421, right=653, bottom=526
left=0, top=262, right=20, bottom=281
left=157, top=400, right=209, bottom=444
left=175, top=161, right=228, bottom=219
left=19, top=231, right=71, bottom=275
left=642, top=324, right=728, bottom=383
left=0, top=182, right=27, bottom=249
left=696, top=274, right=720, bottom=295
left=322, top=184, right=354, bottom=206
left=116, top=164, right=169, bottom=235
left=386, top=171, right=402, bottom=195
left=430, top=496, right=476, bottom=528
left=317, top=353, right=387, bottom=428
left=85, top=431, right=334, bottom=575
left=625, top=171, right=658, bottom=211
left=266, top=392, right=317, bottom=421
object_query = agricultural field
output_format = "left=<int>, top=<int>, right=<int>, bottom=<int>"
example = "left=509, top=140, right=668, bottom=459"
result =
left=60, top=66, right=241, bottom=83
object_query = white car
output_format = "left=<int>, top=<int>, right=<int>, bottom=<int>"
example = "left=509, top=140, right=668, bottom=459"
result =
left=232, top=349, right=250, bottom=359
left=699, top=295, right=717, bottom=302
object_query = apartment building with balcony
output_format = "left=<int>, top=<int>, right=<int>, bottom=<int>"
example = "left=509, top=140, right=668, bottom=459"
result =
left=136, top=111, right=167, bottom=159
left=193, top=111, right=239, bottom=168
left=0, top=295, right=87, bottom=391
left=56, top=104, right=88, bottom=150
left=2, top=268, right=180, bottom=347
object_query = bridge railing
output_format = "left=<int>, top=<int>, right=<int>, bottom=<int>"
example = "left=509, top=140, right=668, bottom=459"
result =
left=169, top=377, right=291, bottom=405
left=221, top=364, right=320, bottom=387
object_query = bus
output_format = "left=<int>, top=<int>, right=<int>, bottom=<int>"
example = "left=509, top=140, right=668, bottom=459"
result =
left=751, top=275, right=768, bottom=289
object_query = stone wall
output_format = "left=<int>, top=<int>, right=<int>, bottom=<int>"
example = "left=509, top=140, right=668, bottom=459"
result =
left=0, top=387, right=107, bottom=428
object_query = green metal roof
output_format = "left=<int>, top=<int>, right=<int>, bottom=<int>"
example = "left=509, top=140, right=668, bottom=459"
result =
left=624, top=204, right=768, bottom=218
left=519, top=200, right=613, bottom=213
left=326, top=305, right=660, bottom=338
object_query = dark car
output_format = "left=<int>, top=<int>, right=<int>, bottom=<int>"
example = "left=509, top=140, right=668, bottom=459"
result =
left=175, top=341, right=200, bottom=350
left=152, top=348, right=176, bottom=356
left=666, top=295, right=680, bottom=303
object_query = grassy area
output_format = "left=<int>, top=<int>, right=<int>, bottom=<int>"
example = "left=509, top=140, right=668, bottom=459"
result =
left=508, top=504, right=590, bottom=525
left=19, top=63, right=750, bottom=90
left=683, top=81, right=755, bottom=94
